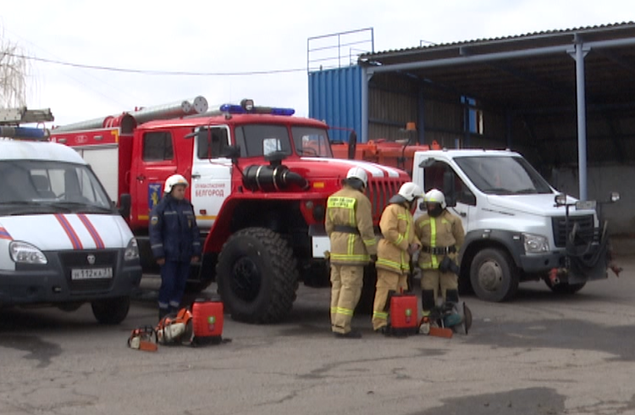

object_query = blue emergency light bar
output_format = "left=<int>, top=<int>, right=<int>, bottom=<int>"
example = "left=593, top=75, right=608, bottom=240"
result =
left=219, top=101, right=295, bottom=116
left=0, top=126, right=49, bottom=140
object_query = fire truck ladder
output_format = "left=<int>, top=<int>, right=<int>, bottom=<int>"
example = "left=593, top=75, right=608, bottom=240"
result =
left=0, top=107, right=54, bottom=140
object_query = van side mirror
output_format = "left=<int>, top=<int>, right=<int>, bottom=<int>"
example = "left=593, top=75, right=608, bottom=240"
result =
left=443, top=170, right=456, bottom=206
left=459, top=192, right=476, bottom=206
left=119, top=193, right=131, bottom=219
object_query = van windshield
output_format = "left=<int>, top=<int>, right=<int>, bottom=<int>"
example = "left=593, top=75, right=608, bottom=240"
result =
left=454, top=156, right=553, bottom=195
left=0, top=160, right=113, bottom=213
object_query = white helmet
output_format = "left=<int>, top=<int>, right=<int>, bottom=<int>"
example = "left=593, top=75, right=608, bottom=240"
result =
left=346, top=167, right=368, bottom=188
left=397, top=182, right=423, bottom=202
left=164, top=174, right=189, bottom=193
left=424, top=188, right=446, bottom=209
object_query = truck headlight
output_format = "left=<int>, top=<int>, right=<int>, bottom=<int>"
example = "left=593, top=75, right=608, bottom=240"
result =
left=9, top=241, right=48, bottom=264
left=124, top=238, right=140, bottom=261
left=522, top=233, right=549, bottom=253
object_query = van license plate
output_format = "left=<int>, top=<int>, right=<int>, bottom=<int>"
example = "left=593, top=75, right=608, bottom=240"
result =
left=71, top=268, right=113, bottom=280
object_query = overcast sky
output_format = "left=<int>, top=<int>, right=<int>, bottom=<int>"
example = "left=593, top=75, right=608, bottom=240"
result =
left=2, top=0, right=635, bottom=126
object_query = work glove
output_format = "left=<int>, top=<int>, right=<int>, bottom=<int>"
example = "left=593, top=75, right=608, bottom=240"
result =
left=438, top=256, right=460, bottom=275
left=370, top=254, right=378, bottom=263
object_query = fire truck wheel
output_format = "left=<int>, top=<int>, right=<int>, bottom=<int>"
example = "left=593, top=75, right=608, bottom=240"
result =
left=470, top=248, right=518, bottom=302
left=355, top=264, right=377, bottom=314
left=544, top=279, right=586, bottom=294
left=216, top=227, right=298, bottom=324
left=91, top=296, right=130, bottom=325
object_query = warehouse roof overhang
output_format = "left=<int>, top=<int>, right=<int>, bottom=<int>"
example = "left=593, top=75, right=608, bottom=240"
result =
left=358, top=22, right=635, bottom=112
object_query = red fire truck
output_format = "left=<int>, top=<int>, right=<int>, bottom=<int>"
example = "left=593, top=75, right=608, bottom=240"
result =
left=50, top=98, right=409, bottom=323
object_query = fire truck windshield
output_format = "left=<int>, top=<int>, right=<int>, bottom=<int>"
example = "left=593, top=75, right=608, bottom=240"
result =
left=235, top=124, right=292, bottom=158
left=292, top=126, right=333, bottom=158
left=234, top=124, right=332, bottom=158
left=0, top=160, right=113, bottom=214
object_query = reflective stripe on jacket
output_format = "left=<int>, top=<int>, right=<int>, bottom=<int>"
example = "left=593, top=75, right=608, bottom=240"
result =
left=376, top=203, right=418, bottom=275
left=415, top=209, right=465, bottom=270
left=325, top=185, right=377, bottom=266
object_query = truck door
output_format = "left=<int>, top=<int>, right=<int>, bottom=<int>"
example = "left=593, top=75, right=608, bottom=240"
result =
left=190, top=126, right=232, bottom=230
left=417, top=159, right=476, bottom=231
left=130, top=130, right=177, bottom=223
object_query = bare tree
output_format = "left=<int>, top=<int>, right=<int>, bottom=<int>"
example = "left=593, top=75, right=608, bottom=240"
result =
left=0, top=29, right=27, bottom=108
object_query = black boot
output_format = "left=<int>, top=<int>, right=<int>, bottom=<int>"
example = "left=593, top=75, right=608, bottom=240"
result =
left=334, top=330, right=362, bottom=339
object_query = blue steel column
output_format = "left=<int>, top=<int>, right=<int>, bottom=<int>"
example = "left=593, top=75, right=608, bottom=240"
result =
left=361, top=67, right=370, bottom=143
left=571, top=38, right=590, bottom=201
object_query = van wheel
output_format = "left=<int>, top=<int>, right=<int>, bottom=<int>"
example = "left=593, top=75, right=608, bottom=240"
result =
left=470, top=248, right=518, bottom=302
left=544, top=279, right=586, bottom=294
left=91, top=297, right=130, bottom=324
left=216, top=227, right=298, bottom=324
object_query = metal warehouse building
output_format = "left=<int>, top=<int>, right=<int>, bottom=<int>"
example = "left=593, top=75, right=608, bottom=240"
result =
left=308, top=23, right=635, bottom=236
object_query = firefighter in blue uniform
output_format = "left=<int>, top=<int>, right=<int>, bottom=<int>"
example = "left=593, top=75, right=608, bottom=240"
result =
left=149, top=174, right=201, bottom=320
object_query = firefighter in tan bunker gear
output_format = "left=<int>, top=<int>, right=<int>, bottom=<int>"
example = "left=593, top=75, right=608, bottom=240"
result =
left=372, top=182, right=423, bottom=333
left=415, top=189, right=465, bottom=318
left=326, top=167, right=377, bottom=339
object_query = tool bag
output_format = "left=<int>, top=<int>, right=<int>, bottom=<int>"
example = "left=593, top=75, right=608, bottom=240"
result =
left=388, top=291, right=419, bottom=336
left=190, top=297, right=224, bottom=345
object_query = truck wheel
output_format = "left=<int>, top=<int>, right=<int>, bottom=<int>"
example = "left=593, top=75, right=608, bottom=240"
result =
left=91, top=297, right=130, bottom=324
left=544, top=279, right=586, bottom=294
left=216, top=227, right=298, bottom=324
left=355, top=264, right=377, bottom=315
left=470, top=248, right=518, bottom=302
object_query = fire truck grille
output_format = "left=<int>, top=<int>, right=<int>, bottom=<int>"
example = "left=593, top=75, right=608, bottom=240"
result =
left=551, top=215, right=595, bottom=248
left=367, top=179, right=405, bottom=222
left=59, top=250, right=118, bottom=293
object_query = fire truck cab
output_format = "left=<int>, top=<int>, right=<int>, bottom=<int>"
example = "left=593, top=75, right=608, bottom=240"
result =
left=51, top=98, right=409, bottom=323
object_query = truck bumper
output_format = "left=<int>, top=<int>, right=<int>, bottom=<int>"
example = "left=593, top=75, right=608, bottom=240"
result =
left=0, top=250, right=142, bottom=306
left=519, top=252, right=563, bottom=273
left=519, top=250, right=608, bottom=283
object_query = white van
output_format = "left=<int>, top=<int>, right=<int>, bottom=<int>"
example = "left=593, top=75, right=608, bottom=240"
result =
left=0, top=139, right=142, bottom=323
left=413, top=149, right=615, bottom=302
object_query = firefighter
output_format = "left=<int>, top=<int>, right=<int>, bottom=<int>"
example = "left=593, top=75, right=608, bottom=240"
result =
left=415, top=188, right=465, bottom=325
left=325, top=167, right=377, bottom=339
left=372, top=182, right=423, bottom=333
left=149, top=174, right=202, bottom=320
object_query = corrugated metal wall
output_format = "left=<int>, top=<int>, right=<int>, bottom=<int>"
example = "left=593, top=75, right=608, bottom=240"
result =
left=308, top=66, right=362, bottom=143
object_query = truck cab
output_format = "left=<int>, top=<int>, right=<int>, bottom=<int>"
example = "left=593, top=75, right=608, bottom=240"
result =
left=413, top=149, right=614, bottom=301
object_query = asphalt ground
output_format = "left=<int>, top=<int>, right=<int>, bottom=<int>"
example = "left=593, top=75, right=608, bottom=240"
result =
left=1, top=256, right=635, bottom=415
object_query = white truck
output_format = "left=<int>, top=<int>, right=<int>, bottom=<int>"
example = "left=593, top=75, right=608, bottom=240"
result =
left=0, top=108, right=142, bottom=323
left=412, top=149, right=617, bottom=302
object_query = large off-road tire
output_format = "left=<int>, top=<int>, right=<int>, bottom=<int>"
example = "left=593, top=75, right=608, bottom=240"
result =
left=355, top=264, right=377, bottom=315
left=544, top=279, right=586, bottom=295
left=216, top=227, right=298, bottom=324
left=470, top=248, right=518, bottom=302
left=91, top=296, right=130, bottom=325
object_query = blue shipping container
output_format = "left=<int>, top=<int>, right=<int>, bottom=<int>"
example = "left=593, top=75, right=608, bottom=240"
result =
left=308, top=66, right=363, bottom=143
